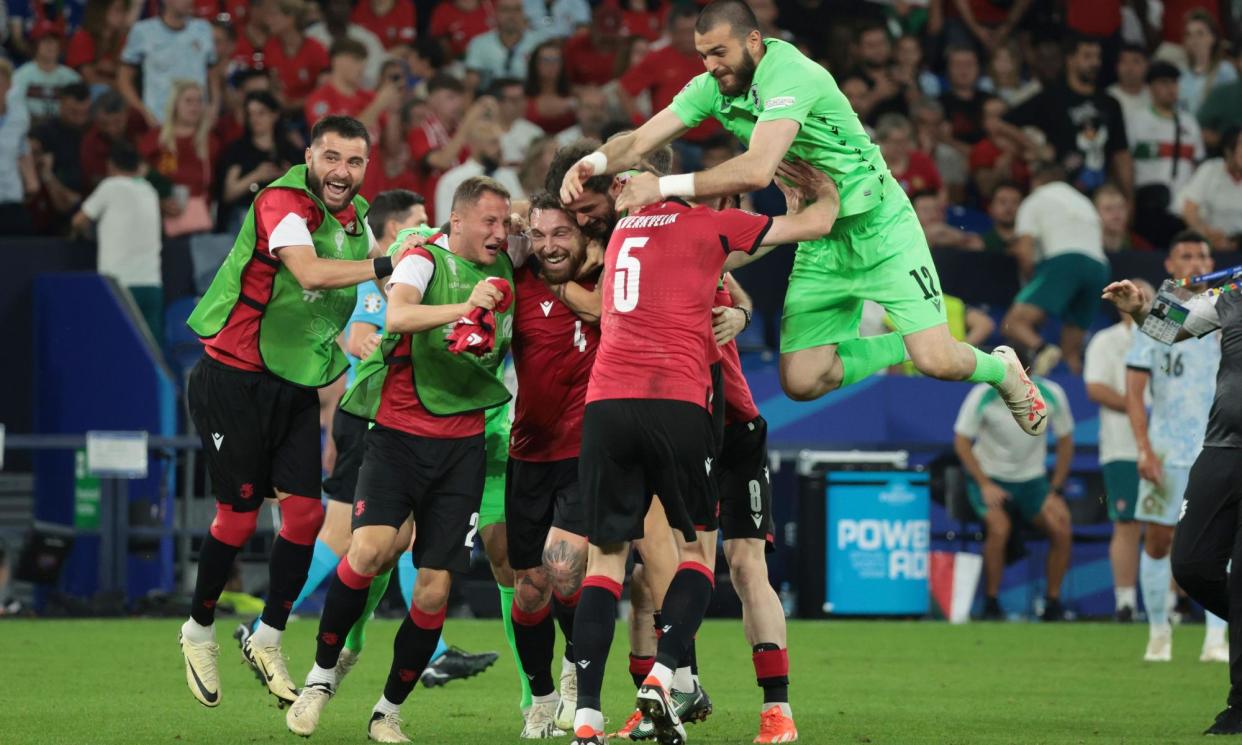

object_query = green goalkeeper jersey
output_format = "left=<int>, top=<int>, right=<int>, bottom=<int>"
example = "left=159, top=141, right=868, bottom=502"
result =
left=669, top=38, right=889, bottom=218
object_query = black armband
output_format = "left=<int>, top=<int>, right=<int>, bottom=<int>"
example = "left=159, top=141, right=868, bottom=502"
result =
left=373, top=256, right=394, bottom=279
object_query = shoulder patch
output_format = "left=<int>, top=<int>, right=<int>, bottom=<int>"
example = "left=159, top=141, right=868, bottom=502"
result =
left=765, top=96, right=796, bottom=110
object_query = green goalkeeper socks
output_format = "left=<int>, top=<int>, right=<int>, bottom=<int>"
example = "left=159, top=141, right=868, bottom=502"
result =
left=967, top=346, right=1007, bottom=385
left=836, top=333, right=907, bottom=388
left=344, top=568, right=393, bottom=654
left=498, top=583, right=532, bottom=710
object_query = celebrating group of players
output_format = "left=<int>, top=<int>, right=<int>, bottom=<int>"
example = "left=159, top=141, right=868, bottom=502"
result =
left=175, top=1, right=1050, bottom=743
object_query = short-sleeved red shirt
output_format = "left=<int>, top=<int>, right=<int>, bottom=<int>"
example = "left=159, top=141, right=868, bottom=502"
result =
left=353, top=1, right=418, bottom=49
left=619, top=45, right=721, bottom=143
left=563, top=31, right=617, bottom=86
left=264, top=36, right=329, bottom=103
left=429, top=0, right=496, bottom=58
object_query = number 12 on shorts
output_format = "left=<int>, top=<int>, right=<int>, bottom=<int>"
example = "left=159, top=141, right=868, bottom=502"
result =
left=614, top=237, right=648, bottom=313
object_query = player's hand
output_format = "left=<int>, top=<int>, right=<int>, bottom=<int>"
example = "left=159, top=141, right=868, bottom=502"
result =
left=359, top=332, right=382, bottom=360
left=1101, top=280, right=1147, bottom=316
left=385, top=229, right=427, bottom=258
left=616, top=171, right=662, bottom=213
left=712, top=306, right=747, bottom=346
left=981, top=481, right=1010, bottom=510
left=559, top=155, right=599, bottom=204
left=509, top=211, right=528, bottom=236
left=1139, top=446, right=1164, bottom=486
left=777, top=159, right=838, bottom=207
left=466, top=279, right=503, bottom=311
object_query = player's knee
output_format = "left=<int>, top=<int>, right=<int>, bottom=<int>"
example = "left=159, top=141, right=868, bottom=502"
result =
left=779, top=365, right=838, bottom=401
left=413, top=569, right=453, bottom=611
left=985, top=511, right=1011, bottom=539
left=346, top=538, right=390, bottom=576
left=514, top=569, right=552, bottom=613
left=1147, top=529, right=1174, bottom=559
left=544, top=542, right=587, bottom=598
left=278, top=495, right=324, bottom=546
left=728, top=554, right=765, bottom=595
left=209, top=507, right=259, bottom=548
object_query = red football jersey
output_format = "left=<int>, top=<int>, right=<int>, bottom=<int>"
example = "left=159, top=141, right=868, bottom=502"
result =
left=429, top=0, right=496, bottom=58
left=587, top=201, right=772, bottom=408
left=509, top=264, right=600, bottom=461
left=263, top=36, right=329, bottom=103
left=352, top=0, right=418, bottom=49
left=714, top=281, right=760, bottom=426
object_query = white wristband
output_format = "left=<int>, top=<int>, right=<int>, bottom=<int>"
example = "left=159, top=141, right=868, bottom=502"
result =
left=658, top=173, right=696, bottom=198
left=581, top=151, right=607, bottom=176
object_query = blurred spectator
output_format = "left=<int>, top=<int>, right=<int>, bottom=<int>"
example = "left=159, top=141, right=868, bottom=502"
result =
left=563, top=0, right=623, bottom=86
left=430, top=0, right=497, bottom=60
left=521, top=0, right=589, bottom=40
left=1002, top=162, right=1109, bottom=375
left=141, top=79, right=219, bottom=237
left=912, top=190, right=983, bottom=250
left=954, top=367, right=1074, bottom=622
left=66, top=0, right=131, bottom=91
left=264, top=0, right=328, bottom=114
left=1195, top=47, right=1242, bottom=152
left=230, top=0, right=270, bottom=71
left=217, top=90, right=301, bottom=232
left=1108, top=43, right=1150, bottom=135
left=307, top=0, right=387, bottom=89
left=1095, top=182, right=1152, bottom=252
left=31, top=82, right=92, bottom=225
left=840, top=72, right=875, bottom=126
left=851, top=21, right=898, bottom=118
left=970, top=96, right=1035, bottom=196
left=618, top=4, right=721, bottom=146
left=399, top=38, right=447, bottom=96
left=1176, top=127, right=1242, bottom=252
left=613, top=34, right=650, bottom=85
left=877, top=113, right=942, bottom=199
left=1009, top=34, right=1063, bottom=107
left=555, top=84, right=609, bottom=147
left=491, top=77, right=543, bottom=166
left=80, top=88, right=130, bottom=191
left=464, top=0, right=545, bottom=92
left=215, top=67, right=274, bottom=146
left=1177, top=10, right=1236, bottom=116
left=619, top=0, right=660, bottom=42
left=523, top=39, right=574, bottom=133
left=1007, top=35, right=1132, bottom=197
left=892, top=34, right=940, bottom=99
left=0, top=59, right=38, bottom=235
left=1157, top=0, right=1221, bottom=47
left=120, top=0, right=218, bottom=128
left=13, top=21, right=83, bottom=121
left=434, top=119, right=524, bottom=224
left=71, top=142, right=163, bottom=338
left=408, top=74, right=483, bottom=219
left=748, top=0, right=793, bottom=43
left=979, top=180, right=1021, bottom=253
left=516, top=133, right=557, bottom=196
left=351, top=0, right=417, bottom=50
left=305, top=38, right=398, bottom=140
left=940, top=46, right=987, bottom=149
left=942, top=0, right=1034, bottom=59
left=981, top=41, right=1028, bottom=105
left=912, top=98, right=968, bottom=204
left=1130, top=61, right=1201, bottom=246
left=211, top=20, right=237, bottom=89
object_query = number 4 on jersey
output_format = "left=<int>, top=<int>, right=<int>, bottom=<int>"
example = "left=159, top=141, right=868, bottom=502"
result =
left=614, top=237, right=648, bottom=313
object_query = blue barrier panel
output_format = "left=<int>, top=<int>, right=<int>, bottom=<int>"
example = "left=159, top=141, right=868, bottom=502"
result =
left=33, top=274, right=178, bottom=602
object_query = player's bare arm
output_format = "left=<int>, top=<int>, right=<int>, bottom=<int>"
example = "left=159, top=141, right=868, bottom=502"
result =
left=724, top=159, right=840, bottom=271
left=1102, top=280, right=1202, bottom=343
left=278, top=242, right=393, bottom=291
left=713, top=272, right=752, bottom=346
left=559, top=108, right=689, bottom=204
left=386, top=279, right=502, bottom=334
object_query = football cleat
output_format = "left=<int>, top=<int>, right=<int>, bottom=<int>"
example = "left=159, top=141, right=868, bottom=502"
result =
left=1144, top=626, right=1172, bottom=662
left=555, top=659, right=578, bottom=731
left=636, top=676, right=687, bottom=745
left=336, top=648, right=361, bottom=686
left=521, top=699, right=566, bottom=738
left=368, top=711, right=412, bottom=743
left=179, top=632, right=221, bottom=707
left=1206, top=706, right=1242, bottom=735
left=420, top=646, right=499, bottom=687
left=611, top=709, right=653, bottom=740
left=673, top=682, right=712, bottom=724
left=993, top=346, right=1048, bottom=436
left=242, top=636, right=299, bottom=706
left=754, top=706, right=799, bottom=743
left=1201, top=642, right=1230, bottom=663
left=571, top=725, right=607, bottom=744
left=286, top=682, right=334, bottom=737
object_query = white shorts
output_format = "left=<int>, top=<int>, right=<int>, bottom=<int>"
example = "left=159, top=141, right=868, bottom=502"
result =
left=1136, top=464, right=1191, bottom=526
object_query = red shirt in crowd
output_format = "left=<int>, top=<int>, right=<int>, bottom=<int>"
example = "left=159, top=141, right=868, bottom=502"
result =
left=620, top=45, right=721, bottom=142
left=1161, top=0, right=1220, bottom=43
left=189, top=0, right=249, bottom=21
left=264, top=36, right=329, bottom=103
left=509, top=264, right=600, bottom=461
left=202, top=188, right=361, bottom=372
left=429, top=0, right=496, bottom=59
left=892, top=151, right=943, bottom=197
left=621, top=10, right=661, bottom=41
left=588, top=201, right=772, bottom=407
left=407, top=113, right=465, bottom=221
left=563, top=31, right=618, bottom=86
left=524, top=98, right=576, bottom=134
left=305, top=83, right=387, bottom=146
left=231, top=30, right=269, bottom=71
left=945, top=0, right=1008, bottom=25
left=65, top=29, right=126, bottom=80
left=1067, top=0, right=1121, bottom=37
left=140, top=130, right=220, bottom=197
left=714, top=281, right=760, bottom=426
left=969, top=139, right=1031, bottom=191
left=353, top=1, right=418, bottom=49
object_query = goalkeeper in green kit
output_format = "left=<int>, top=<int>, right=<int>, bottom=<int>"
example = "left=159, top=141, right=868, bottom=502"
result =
left=559, top=0, right=1047, bottom=436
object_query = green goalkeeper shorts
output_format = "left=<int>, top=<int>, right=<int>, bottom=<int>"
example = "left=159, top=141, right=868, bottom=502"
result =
left=479, top=402, right=510, bottom=530
left=780, top=178, right=948, bottom=353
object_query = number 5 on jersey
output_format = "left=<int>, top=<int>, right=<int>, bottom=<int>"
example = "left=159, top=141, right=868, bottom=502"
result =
left=614, top=237, right=648, bottom=313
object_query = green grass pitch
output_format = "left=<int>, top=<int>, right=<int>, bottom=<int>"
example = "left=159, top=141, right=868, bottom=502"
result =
left=0, top=618, right=1229, bottom=744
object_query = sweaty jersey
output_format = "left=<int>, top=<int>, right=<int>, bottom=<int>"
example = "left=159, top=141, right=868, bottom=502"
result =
left=510, top=263, right=600, bottom=461
left=670, top=38, right=889, bottom=218
left=1126, top=328, right=1220, bottom=466
left=715, top=281, right=760, bottom=425
left=587, top=200, right=772, bottom=407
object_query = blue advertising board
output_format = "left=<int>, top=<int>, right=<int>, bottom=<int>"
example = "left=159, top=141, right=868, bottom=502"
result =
left=826, top=471, right=930, bottom=615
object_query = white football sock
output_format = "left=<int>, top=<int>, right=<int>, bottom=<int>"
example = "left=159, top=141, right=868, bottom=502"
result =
left=181, top=618, right=214, bottom=644
left=1141, top=552, right=1172, bottom=630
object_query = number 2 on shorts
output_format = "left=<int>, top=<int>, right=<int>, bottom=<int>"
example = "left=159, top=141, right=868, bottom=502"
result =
left=463, top=512, right=479, bottom=547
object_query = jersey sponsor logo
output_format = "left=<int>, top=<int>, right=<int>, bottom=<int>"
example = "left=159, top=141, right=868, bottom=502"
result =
left=765, top=96, right=796, bottom=110
left=212, top=432, right=224, bottom=450
left=540, top=300, right=555, bottom=316
left=363, top=292, right=383, bottom=314
left=302, top=289, right=324, bottom=303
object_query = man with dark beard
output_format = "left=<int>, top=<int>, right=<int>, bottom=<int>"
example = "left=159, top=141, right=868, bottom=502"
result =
left=178, top=115, right=392, bottom=710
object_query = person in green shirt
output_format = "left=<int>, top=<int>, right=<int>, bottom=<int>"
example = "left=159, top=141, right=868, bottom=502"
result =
left=558, top=0, right=1047, bottom=437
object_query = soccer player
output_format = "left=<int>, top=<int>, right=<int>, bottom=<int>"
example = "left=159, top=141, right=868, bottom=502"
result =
left=568, top=160, right=839, bottom=745
left=558, top=0, right=1046, bottom=437
left=1122, top=233, right=1227, bottom=662
left=179, top=116, right=394, bottom=709
left=1103, top=255, right=1242, bottom=736
left=285, top=176, right=518, bottom=742
left=505, top=191, right=602, bottom=736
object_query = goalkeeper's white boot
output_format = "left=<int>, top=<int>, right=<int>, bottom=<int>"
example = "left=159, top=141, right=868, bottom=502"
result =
left=179, top=628, right=221, bottom=707
left=993, top=346, right=1049, bottom=436
left=287, top=682, right=334, bottom=736
left=243, top=635, right=299, bottom=707
left=555, top=658, right=578, bottom=730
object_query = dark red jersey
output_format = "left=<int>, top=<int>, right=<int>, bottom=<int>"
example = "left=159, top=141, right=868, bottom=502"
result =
left=587, top=200, right=771, bottom=408
left=509, top=264, right=599, bottom=460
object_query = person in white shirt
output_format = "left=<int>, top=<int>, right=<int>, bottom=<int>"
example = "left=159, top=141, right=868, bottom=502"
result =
left=434, top=120, right=525, bottom=225
left=1130, top=61, right=1205, bottom=247
left=71, top=142, right=164, bottom=338
left=1175, top=127, right=1242, bottom=252
left=522, top=0, right=590, bottom=39
left=11, top=21, right=81, bottom=121
left=491, top=77, right=544, bottom=166
left=954, top=365, right=1075, bottom=620
left=1109, top=43, right=1150, bottom=139
left=118, top=0, right=218, bottom=128
left=1083, top=307, right=1144, bottom=621
left=1001, top=162, right=1110, bottom=376
left=464, top=0, right=546, bottom=92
